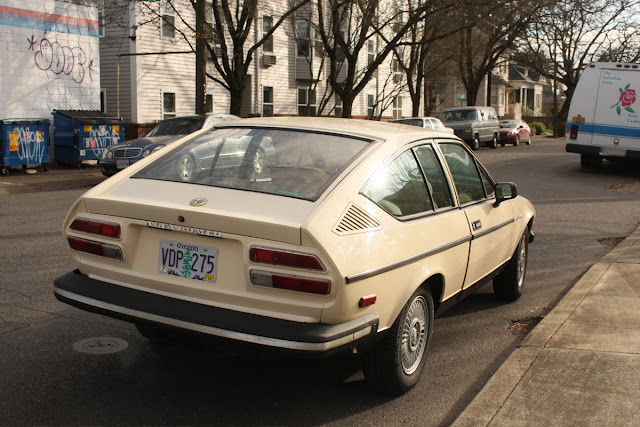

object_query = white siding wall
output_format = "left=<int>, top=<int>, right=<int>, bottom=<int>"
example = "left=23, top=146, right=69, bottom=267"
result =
left=0, top=0, right=100, bottom=119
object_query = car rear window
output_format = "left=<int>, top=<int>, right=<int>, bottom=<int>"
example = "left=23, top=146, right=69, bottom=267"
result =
left=135, top=127, right=371, bottom=201
left=145, top=117, right=206, bottom=136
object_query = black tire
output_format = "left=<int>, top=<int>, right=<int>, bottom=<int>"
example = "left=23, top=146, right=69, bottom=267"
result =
left=469, top=136, right=480, bottom=150
left=135, top=321, right=182, bottom=344
left=580, top=154, right=602, bottom=169
left=514, top=135, right=520, bottom=146
left=361, top=288, right=434, bottom=395
left=493, top=229, right=529, bottom=301
left=490, top=134, right=497, bottom=149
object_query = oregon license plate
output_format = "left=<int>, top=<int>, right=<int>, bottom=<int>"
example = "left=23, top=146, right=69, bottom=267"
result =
left=158, top=239, right=218, bottom=282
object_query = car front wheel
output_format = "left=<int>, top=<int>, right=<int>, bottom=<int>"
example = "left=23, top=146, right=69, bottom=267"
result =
left=470, top=136, right=480, bottom=150
left=178, top=155, right=197, bottom=181
left=493, top=229, right=529, bottom=301
left=360, top=288, right=434, bottom=395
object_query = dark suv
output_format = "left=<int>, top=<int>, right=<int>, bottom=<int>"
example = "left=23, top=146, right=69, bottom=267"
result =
left=440, top=107, right=499, bottom=150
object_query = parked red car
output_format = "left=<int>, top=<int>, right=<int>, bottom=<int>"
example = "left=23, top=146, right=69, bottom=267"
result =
left=499, top=120, right=531, bottom=146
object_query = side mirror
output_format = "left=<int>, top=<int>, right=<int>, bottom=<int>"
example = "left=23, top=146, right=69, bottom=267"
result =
left=494, top=182, right=518, bottom=207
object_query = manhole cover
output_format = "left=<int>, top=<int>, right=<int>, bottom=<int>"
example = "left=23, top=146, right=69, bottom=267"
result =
left=72, top=337, right=129, bottom=354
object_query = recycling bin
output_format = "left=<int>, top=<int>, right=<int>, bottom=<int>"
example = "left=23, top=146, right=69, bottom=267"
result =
left=53, top=110, right=124, bottom=162
left=0, top=119, right=50, bottom=175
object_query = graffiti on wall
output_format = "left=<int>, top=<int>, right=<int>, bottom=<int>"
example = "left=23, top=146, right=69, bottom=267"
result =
left=28, top=35, right=95, bottom=84
left=81, top=125, right=121, bottom=157
left=9, top=127, right=48, bottom=164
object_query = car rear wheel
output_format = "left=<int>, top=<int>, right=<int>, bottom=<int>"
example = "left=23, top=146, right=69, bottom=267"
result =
left=514, top=135, right=520, bottom=146
left=493, top=229, right=529, bottom=301
left=360, top=288, right=434, bottom=395
left=525, top=134, right=532, bottom=145
left=580, top=154, right=602, bottom=169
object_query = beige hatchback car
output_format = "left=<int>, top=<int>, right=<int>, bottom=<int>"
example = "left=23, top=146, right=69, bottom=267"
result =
left=54, top=117, right=535, bottom=395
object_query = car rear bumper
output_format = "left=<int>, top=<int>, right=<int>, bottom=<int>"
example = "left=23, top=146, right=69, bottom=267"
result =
left=54, top=270, right=379, bottom=352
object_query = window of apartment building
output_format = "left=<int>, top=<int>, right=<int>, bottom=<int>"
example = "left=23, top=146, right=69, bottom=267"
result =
left=296, top=21, right=311, bottom=57
left=491, top=86, right=504, bottom=106
left=367, top=94, right=375, bottom=119
left=263, top=86, right=274, bottom=116
left=163, top=92, right=176, bottom=119
left=367, top=39, right=375, bottom=65
left=335, top=93, right=343, bottom=117
left=298, top=88, right=316, bottom=116
left=393, top=96, right=402, bottom=119
left=263, top=16, right=274, bottom=53
left=205, top=94, right=213, bottom=113
left=161, top=0, right=175, bottom=39
left=391, top=56, right=401, bottom=73
left=98, top=7, right=105, bottom=38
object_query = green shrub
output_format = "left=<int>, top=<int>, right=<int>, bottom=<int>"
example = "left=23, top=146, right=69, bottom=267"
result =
left=529, top=121, right=547, bottom=135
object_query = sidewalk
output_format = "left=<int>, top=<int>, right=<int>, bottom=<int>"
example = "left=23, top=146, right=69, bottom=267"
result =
left=453, top=226, right=640, bottom=426
left=0, top=164, right=105, bottom=195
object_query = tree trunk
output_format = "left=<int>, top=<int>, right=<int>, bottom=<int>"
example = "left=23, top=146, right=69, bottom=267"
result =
left=229, top=85, right=244, bottom=117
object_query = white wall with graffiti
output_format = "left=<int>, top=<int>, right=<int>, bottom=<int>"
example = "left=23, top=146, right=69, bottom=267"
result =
left=0, top=0, right=100, bottom=120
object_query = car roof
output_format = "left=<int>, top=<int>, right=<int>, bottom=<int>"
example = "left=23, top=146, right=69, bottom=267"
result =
left=215, top=117, right=453, bottom=142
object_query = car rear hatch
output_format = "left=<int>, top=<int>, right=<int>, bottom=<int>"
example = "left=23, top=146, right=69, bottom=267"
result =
left=74, top=178, right=332, bottom=322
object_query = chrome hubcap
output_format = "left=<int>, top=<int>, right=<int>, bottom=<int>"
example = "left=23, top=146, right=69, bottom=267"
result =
left=401, top=295, right=428, bottom=375
left=517, top=235, right=527, bottom=288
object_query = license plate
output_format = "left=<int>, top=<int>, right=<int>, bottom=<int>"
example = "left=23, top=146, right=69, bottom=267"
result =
left=158, top=239, right=218, bottom=282
left=116, top=160, right=129, bottom=169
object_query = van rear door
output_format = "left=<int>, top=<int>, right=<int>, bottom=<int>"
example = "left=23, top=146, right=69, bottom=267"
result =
left=593, top=67, right=640, bottom=155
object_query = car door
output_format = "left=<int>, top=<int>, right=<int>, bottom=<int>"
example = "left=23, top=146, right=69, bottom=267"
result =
left=438, top=142, right=516, bottom=289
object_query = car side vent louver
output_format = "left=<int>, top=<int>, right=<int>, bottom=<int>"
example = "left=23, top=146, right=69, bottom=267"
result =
left=333, top=203, right=382, bottom=236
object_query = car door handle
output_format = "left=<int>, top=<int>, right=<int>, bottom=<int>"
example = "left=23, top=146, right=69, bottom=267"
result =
left=472, top=220, right=482, bottom=231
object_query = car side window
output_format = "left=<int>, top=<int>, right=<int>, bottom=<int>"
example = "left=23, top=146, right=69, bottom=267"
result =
left=439, top=143, right=486, bottom=204
left=365, top=150, right=433, bottom=217
left=478, top=164, right=495, bottom=197
left=413, top=145, right=453, bottom=209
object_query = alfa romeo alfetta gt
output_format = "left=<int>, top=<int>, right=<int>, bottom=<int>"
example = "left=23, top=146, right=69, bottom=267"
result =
left=54, top=117, right=535, bottom=395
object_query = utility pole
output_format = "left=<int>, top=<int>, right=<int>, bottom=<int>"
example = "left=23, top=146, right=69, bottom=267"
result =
left=195, top=0, right=207, bottom=115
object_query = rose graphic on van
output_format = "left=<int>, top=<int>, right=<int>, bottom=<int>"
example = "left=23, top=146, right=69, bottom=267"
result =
left=611, top=84, right=636, bottom=115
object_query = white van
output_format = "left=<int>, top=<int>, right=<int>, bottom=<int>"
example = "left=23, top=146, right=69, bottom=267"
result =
left=566, top=62, right=640, bottom=168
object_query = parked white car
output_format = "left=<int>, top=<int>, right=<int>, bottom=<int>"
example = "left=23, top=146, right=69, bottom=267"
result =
left=54, top=117, right=535, bottom=395
left=391, top=117, right=455, bottom=134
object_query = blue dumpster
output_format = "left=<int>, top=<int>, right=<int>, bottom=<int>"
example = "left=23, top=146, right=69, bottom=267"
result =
left=0, top=119, right=50, bottom=175
left=53, top=110, right=125, bottom=162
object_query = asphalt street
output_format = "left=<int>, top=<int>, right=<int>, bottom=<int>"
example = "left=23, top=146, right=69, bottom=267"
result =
left=0, top=136, right=639, bottom=425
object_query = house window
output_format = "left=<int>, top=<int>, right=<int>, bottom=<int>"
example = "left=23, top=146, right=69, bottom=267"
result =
left=205, top=94, right=213, bottom=113
left=163, top=92, right=176, bottom=119
left=100, top=89, right=106, bottom=112
left=263, top=16, right=274, bottom=53
left=161, top=0, right=175, bottom=39
left=367, top=39, right=375, bottom=65
left=367, top=94, right=375, bottom=119
left=536, top=93, right=542, bottom=109
left=335, top=93, right=343, bottom=117
left=298, top=88, right=316, bottom=116
left=491, top=87, right=504, bottom=106
left=393, top=96, right=402, bottom=119
left=296, top=21, right=310, bottom=57
left=98, top=7, right=105, bottom=38
left=263, top=86, right=274, bottom=116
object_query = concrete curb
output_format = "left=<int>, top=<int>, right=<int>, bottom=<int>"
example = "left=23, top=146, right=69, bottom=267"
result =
left=452, top=225, right=640, bottom=427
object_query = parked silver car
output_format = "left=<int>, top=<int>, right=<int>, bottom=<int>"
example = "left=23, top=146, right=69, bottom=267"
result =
left=440, top=107, right=499, bottom=150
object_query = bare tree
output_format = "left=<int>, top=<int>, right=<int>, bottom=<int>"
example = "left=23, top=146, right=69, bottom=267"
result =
left=451, top=0, right=549, bottom=106
left=311, top=0, right=445, bottom=118
left=516, top=0, right=640, bottom=133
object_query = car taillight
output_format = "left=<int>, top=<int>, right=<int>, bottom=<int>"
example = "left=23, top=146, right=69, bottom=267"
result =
left=250, top=270, right=330, bottom=295
left=569, top=124, right=578, bottom=140
left=67, top=236, right=122, bottom=260
left=70, top=218, right=121, bottom=239
left=250, top=247, right=325, bottom=271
